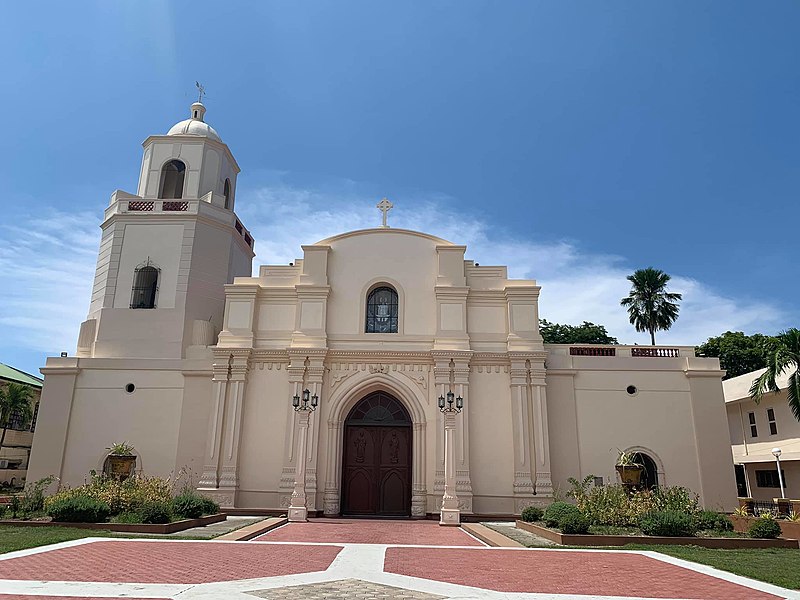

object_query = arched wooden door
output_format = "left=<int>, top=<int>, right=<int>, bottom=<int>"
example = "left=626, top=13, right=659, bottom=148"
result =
left=341, top=392, right=412, bottom=517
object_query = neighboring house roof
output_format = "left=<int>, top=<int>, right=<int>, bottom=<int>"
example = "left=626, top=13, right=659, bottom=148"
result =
left=723, top=367, right=792, bottom=403
left=0, top=363, right=43, bottom=389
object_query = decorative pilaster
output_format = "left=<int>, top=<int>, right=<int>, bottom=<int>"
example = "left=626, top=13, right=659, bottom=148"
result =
left=510, top=358, right=535, bottom=510
left=217, top=350, right=250, bottom=504
left=440, top=411, right=460, bottom=525
left=323, top=419, right=342, bottom=516
left=278, top=354, right=308, bottom=508
left=411, top=421, right=427, bottom=517
left=530, top=367, right=553, bottom=496
left=452, top=359, right=473, bottom=513
left=288, top=410, right=311, bottom=521
left=304, top=354, right=327, bottom=511
left=198, top=355, right=231, bottom=489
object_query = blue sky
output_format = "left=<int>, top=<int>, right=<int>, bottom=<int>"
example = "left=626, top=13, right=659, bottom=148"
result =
left=1, top=1, right=798, bottom=376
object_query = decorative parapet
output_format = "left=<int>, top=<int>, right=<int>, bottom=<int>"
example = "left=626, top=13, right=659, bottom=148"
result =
left=549, top=345, right=693, bottom=358
left=104, top=192, right=255, bottom=250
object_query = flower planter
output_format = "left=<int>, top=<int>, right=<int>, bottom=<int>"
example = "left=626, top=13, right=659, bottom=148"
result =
left=516, top=520, right=799, bottom=549
left=615, top=464, right=643, bottom=486
left=106, top=455, right=136, bottom=481
left=0, top=512, right=228, bottom=534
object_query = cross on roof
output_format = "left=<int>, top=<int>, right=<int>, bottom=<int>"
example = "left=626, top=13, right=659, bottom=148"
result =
left=195, top=81, right=206, bottom=103
left=377, top=198, right=393, bottom=228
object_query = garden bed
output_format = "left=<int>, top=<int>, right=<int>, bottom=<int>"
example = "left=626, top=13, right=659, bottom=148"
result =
left=732, top=515, right=800, bottom=540
left=516, top=520, right=799, bottom=549
left=0, top=512, right=227, bottom=534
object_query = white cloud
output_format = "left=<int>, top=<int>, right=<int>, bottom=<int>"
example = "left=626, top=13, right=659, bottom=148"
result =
left=0, top=211, right=98, bottom=357
left=0, top=183, right=786, bottom=370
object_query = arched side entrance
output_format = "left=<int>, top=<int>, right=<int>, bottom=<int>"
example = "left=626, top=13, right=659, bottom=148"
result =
left=341, top=391, right=412, bottom=517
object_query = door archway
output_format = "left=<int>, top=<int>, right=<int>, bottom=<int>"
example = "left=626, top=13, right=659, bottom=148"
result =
left=341, top=391, right=412, bottom=517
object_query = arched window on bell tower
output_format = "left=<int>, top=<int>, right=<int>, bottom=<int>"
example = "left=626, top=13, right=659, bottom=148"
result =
left=159, top=160, right=186, bottom=199
left=366, top=285, right=399, bottom=333
left=224, top=178, right=232, bottom=209
left=130, top=261, right=160, bottom=309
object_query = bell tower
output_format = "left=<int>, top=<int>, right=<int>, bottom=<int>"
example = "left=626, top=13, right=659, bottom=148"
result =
left=76, top=101, right=255, bottom=359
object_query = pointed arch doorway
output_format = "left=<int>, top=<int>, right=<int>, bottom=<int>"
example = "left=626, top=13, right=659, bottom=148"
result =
left=341, top=391, right=412, bottom=517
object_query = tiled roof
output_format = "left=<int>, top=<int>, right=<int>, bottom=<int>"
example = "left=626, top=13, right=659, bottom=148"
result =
left=0, top=363, right=43, bottom=388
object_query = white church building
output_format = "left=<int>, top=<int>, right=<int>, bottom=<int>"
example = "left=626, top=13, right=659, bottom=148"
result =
left=27, top=102, right=738, bottom=518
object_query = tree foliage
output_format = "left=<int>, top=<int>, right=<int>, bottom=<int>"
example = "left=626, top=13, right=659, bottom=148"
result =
left=620, top=267, right=682, bottom=345
left=696, top=331, right=782, bottom=379
left=0, top=382, right=34, bottom=450
left=540, top=320, right=618, bottom=344
left=750, top=328, right=800, bottom=422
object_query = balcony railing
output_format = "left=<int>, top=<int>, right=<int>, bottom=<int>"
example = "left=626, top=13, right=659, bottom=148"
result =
left=570, top=346, right=616, bottom=357
left=631, top=347, right=680, bottom=358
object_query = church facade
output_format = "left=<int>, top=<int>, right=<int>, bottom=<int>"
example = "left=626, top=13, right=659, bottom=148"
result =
left=27, top=103, right=738, bottom=517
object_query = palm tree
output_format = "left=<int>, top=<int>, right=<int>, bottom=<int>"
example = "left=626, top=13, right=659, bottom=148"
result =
left=750, top=328, right=800, bottom=421
left=620, top=267, right=682, bottom=345
left=0, top=382, right=34, bottom=450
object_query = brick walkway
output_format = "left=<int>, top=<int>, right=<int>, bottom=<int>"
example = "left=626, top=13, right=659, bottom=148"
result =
left=385, top=546, right=785, bottom=600
left=0, top=521, right=795, bottom=599
left=255, top=518, right=483, bottom=546
left=0, top=541, right=341, bottom=584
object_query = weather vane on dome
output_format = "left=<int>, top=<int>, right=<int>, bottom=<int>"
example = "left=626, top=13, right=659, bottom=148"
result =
left=195, top=81, right=206, bottom=103
left=377, top=198, right=393, bottom=228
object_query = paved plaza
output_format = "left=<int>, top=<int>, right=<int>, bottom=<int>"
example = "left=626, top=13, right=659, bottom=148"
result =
left=0, top=519, right=796, bottom=599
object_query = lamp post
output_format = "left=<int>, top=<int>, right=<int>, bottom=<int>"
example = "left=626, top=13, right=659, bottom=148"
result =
left=772, top=447, right=786, bottom=500
left=438, top=388, right=464, bottom=526
left=287, top=387, right=318, bottom=522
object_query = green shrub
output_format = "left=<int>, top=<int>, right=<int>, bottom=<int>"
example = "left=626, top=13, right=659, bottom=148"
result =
left=199, top=495, right=220, bottom=515
left=543, top=502, right=581, bottom=528
left=172, top=493, right=205, bottom=519
left=114, top=511, right=143, bottom=524
left=19, top=476, right=55, bottom=516
left=560, top=512, right=591, bottom=534
left=748, top=517, right=782, bottom=539
left=44, top=473, right=173, bottom=516
left=520, top=506, right=543, bottom=522
left=695, top=510, right=733, bottom=532
left=639, top=510, right=698, bottom=537
left=138, top=501, right=172, bottom=524
left=47, top=496, right=110, bottom=523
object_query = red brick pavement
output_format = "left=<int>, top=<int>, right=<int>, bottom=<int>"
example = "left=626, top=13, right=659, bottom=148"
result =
left=0, top=541, right=341, bottom=584
left=384, top=547, right=783, bottom=599
left=255, top=518, right=483, bottom=546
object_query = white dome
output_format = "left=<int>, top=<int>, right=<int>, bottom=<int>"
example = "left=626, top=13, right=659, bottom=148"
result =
left=166, top=102, right=221, bottom=142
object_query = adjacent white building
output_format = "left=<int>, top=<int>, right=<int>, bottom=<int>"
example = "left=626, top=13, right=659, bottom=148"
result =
left=27, top=102, right=739, bottom=517
left=725, top=369, right=798, bottom=501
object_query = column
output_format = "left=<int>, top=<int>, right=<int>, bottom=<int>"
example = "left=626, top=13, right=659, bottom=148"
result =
left=510, top=359, right=535, bottom=510
left=198, top=357, right=230, bottom=489
left=411, top=421, right=427, bottom=518
left=288, top=410, right=311, bottom=522
left=432, top=357, right=451, bottom=495
left=440, top=411, right=460, bottom=525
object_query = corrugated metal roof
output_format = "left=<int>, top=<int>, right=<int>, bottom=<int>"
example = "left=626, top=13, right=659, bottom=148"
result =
left=0, top=363, right=43, bottom=388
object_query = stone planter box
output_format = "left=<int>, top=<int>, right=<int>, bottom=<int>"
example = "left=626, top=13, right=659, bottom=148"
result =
left=0, top=512, right=227, bottom=534
left=516, top=520, right=799, bottom=549
left=732, top=515, right=800, bottom=540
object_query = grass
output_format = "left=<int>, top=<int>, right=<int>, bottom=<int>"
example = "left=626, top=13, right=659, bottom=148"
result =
left=0, top=525, right=207, bottom=554
left=619, top=544, right=800, bottom=590
left=0, top=526, right=119, bottom=554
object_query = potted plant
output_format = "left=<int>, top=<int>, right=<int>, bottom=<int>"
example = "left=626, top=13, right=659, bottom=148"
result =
left=106, top=442, right=136, bottom=481
left=615, top=449, right=644, bottom=487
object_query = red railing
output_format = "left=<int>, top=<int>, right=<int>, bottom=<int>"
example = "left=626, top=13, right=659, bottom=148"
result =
left=631, top=347, right=680, bottom=358
left=570, top=347, right=616, bottom=357
left=128, top=201, right=154, bottom=211
left=163, top=201, right=188, bottom=211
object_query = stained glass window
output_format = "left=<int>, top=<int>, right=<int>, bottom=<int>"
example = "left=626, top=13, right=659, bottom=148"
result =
left=366, top=286, right=398, bottom=333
